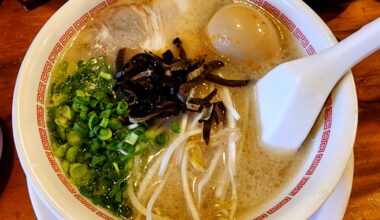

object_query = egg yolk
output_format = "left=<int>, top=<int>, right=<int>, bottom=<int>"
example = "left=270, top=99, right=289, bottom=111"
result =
left=206, top=4, right=281, bottom=63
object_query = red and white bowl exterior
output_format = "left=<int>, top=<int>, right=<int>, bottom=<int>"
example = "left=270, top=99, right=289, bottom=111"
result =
left=12, top=0, right=358, bottom=219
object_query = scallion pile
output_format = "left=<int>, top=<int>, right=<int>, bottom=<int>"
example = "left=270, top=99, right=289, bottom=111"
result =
left=47, top=57, right=168, bottom=218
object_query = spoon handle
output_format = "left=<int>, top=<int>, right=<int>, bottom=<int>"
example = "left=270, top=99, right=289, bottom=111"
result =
left=321, top=17, right=380, bottom=80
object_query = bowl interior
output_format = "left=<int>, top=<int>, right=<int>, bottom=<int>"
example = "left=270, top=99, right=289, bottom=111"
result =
left=12, top=0, right=357, bottom=219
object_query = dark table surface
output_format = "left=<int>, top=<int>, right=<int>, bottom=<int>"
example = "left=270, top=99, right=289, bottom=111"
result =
left=1, top=0, right=380, bottom=219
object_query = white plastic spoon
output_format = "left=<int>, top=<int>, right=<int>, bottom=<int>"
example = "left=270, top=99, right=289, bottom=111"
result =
left=256, top=17, right=380, bottom=152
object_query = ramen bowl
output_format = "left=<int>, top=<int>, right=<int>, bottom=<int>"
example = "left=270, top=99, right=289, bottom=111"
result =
left=12, top=0, right=357, bottom=219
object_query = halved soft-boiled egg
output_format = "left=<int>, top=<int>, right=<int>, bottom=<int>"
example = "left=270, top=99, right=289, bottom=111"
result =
left=207, top=4, right=281, bottom=62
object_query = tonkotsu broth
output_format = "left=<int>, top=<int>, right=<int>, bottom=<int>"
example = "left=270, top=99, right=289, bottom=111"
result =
left=48, top=0, right=312, bottom=219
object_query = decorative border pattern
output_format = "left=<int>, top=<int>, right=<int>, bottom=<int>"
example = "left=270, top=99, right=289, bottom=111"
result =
left=34, top=0, right=331, bottom=219
left=60, top=27, right=76, bottom=46
left=41, top=61, right=52, bottom=83
left=89, top=2, right=108, bottom=17
left=48, top=43, right=64, bottom=64
left=36, top=0, right=119, bottom=219
left=262, top=1, right=281, bottom=17
left=73, top=14, right=91, bottom=30
left=37, top=105, right=45, bottom=127
left=279, top=14, right=296, bottom=32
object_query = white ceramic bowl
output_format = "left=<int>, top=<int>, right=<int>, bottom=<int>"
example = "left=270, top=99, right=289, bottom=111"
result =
left=13, top=0, right=358, bottom=219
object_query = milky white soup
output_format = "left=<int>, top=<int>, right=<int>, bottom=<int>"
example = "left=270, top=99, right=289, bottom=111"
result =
left=46, top=0, right=313, bottom=219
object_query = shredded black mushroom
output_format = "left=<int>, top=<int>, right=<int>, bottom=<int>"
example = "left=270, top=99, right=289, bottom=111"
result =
left=200, top=106, right=214, bottom=145
left=213, top=101, right=226, bottom=124
left=162, top=49, right=175, bottom=64
left=115, top=37, right=252, bottom=143
left=173, top=37, right=187, bottom=61
left=206, top=74, right=250, bottom=87
left=116, top=48, right=127, bottom=74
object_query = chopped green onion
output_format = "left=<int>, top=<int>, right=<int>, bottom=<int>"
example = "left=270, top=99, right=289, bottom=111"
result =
left=91, top=155, right=106, bottom=167
left=72, top=102, right=81, bottom=112
left=99, top=118, right=109, bottom=128
left=75, top=90, right=86, bottom=97
left=65, top=146, right=79, bottom=163
left=60, top=105, right=73, bottom=120
left=81, top=152, right=92, bottom=162
left=109, top=179, right=124, bottom=198
left=92, top=91, right=105, bottom=101
left=109, top=118, right=123, bottom=130
left=90, top=99, right=98, bottom=108
left=90, top=125, right=101, bottom=138
left=144, top=130, right=156, bottom=140
left=95, top=179, right=110, bottom=196
left=127, top=123, right=138, bottom=130
left=69, top=163, right=92, bottom=187
left=73, top=123, right=87, bottom=137
left=52, top=143, right=68, bottom=159
left=67, top=131, right=82, bottom=146
left=132, top=126, right=146, bottom=135
left=61, top=159, right=70, bottom=174
left=55, top=117, right=69, bottom=128
left=72, top=96, right=89, bottom=106
left=155, top=132, right=169, bottom=146
left=79, top=108, right=88, bottom=121
left=79, top=104, right=89, bottom=111
left=98, top=128, right=112, bottom=140
left=100, top=109, right=112, bottom=119
left=135, top=142, right=147, bottom=154
left=77, top=59, right=86, bottom=67
left=127, top=160, right=133, bottom=169
left=112, top=162, right=120, bottom=175
left=88, top=112, right=98, bottom=130
left=118, top=149, right=128, bottom=156
left=100, top=72, right=112, bottom=80
left=125, top=132, right=138, bottom=145
left=52, top=93, right=68, bottom=105
left=90, top=57, right=98, bottom=65
left=57, top=126, right=67, bottom=141
left=125, top=143, right=134, bottom=154
left=170, top=122, right=181, bottom=134
left=106, top=103, right=114, bottom=110
left=90, top=139, right=101, bottom=153
left=116, top=101, right=128, bottom=115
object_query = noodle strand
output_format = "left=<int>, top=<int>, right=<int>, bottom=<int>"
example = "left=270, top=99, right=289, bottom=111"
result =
left=181, top=151, right=200, bottom=220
